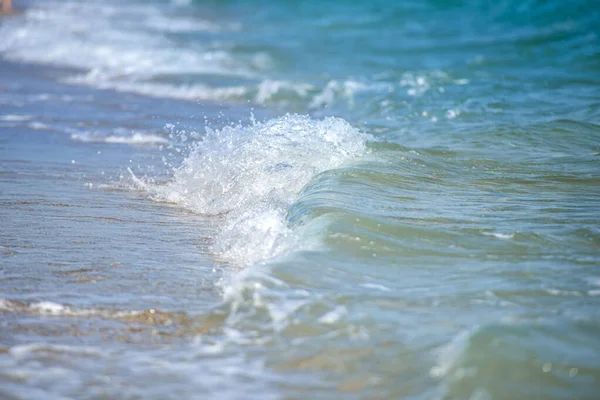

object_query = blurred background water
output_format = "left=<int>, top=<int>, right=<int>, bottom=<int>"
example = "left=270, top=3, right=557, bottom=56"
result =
left=1, top=0, right=599, bottom=399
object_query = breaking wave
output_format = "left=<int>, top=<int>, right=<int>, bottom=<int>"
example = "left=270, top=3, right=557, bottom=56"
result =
left=130, top=114, right=370, bottom=267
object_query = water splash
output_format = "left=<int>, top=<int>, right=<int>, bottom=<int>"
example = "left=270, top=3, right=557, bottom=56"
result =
left=132, top=114, right=369, bottom=267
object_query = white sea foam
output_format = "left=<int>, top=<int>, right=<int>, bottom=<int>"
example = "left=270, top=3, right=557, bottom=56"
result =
left=143, top=14, right=234, bottom=34
left=0, top=0, right=258, bottom=100
left=0, top=0, right=451, bottom=110
left=309, top=79, right=391, bottom=109
left=254, top=80, right=314, bottom=105
left=133, top=114, right=369, bottom=268
left=0, top=0, right=417, bottom=109
left=70, top=131, right=169, bottom=145
left=0, top=297, right=158, bottom=320
left=2, top=340, right=273, bottom=399
left=30, top=301, right=67, bottom=315
left=430, top=327, right=477, bottom=378
left=586, top=277, right=600, bottom=287
left=545, top=288, right=583, bottom=296
left=481, top=231, right=515, bottom=240
left=65, top=75, right=319, bottom=106
left=28, top=122, right=50, bottom=130
left=0, top=114, right=33, bottom=122
left=64, top=72, right=250, bottom=102
left=318, top=305, right=348, bottom=324
left=400, top=71, right=447, bottom=96
left=360, top=283, right=392, bottom=292
left=9, top=343, right=103, bottom=360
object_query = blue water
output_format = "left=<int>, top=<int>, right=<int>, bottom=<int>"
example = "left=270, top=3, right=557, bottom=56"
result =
left=1, top=0, right=599, bottom=398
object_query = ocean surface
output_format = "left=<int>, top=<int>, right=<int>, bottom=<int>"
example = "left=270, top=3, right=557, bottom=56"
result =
left=1, top=0, right=599, bottom=398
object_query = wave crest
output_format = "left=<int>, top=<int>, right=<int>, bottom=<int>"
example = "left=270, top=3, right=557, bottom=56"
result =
left=134, top=114, right=369, bottom=267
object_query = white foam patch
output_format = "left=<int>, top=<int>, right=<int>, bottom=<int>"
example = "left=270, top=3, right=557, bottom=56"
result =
left=9, top=343, right=103, bottom=360
left=64, top=74, right=321, bottom=106
left=28, top=122, right=50, bottom=130
left=0, top=0, right=258, bottom=100
left=430, top=327, right=477, bottom=378
left=133, top=114, right=369, bottom=267
left=318, top=305, right=348, bottom=324
left=545, top=288, right=583, bottom=297
left=309, top=79, right=391, bottom=109
left=70, top=131, right=168, bottom=145
left=2, top=341, right=275, bottom=399
left=255, top=80, right=314, bottom=105
left=481, top=231, right=515, bottom=240
left=400, top=71, right=449, bottom=97
left=30, top=301, right=67, bottom=315
left=65, top=72, right=250, bottom=102
left=0, top=114, right=33, bottom=122
left=0, top=297, right=151, bottom=320
left=143, top=14, right=234, bottom=34
left=586, top=277, right=600, bottom=287
left=360, top=283, right=392, bottom=292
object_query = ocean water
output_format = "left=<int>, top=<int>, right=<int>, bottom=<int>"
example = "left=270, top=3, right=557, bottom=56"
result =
left=1, top=0, right=599, bottom=399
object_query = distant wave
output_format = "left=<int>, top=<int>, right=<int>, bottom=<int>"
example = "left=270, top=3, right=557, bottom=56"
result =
left=0, top=0, right=260, bottom=97
left=0, top=0, right=471, bottom=115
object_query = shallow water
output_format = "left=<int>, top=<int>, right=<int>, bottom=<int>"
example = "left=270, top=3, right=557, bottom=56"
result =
left=1, top=0, right=600, bottom=399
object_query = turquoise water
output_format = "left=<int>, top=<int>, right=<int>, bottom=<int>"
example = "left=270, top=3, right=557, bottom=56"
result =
left=1, top=0, right=599, bottom=398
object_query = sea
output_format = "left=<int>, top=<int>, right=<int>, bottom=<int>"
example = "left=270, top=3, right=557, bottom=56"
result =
left=1, top=0, right=599, bottom=399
